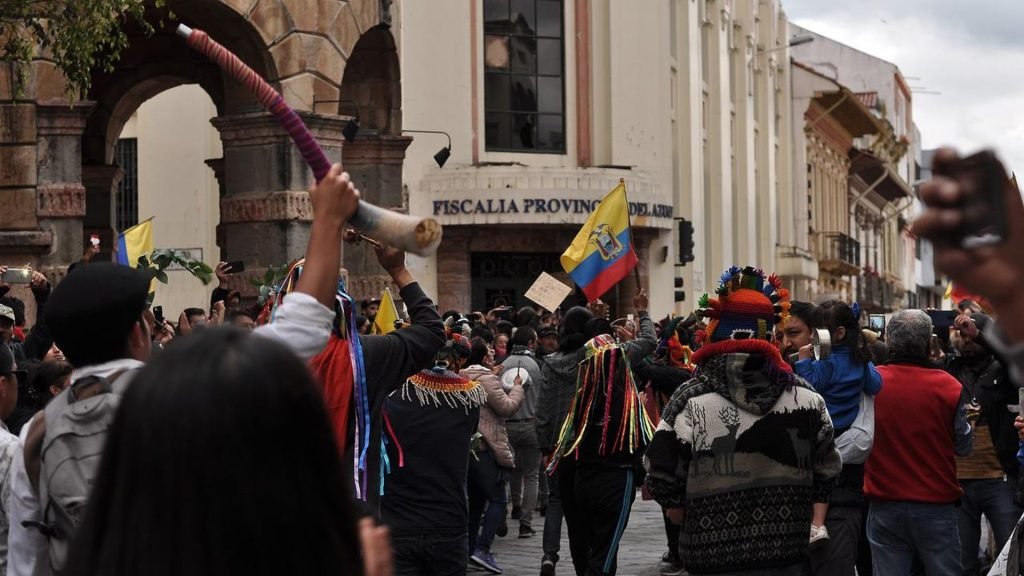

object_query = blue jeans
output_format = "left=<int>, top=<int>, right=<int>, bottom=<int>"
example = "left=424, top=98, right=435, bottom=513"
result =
left=959, top=477, right=1023, bottom=576
left=468, top=450, right=509, bottom=553
left=867, top=501, right=961, bottom=576
left=391, top=532, right=468, bottom=576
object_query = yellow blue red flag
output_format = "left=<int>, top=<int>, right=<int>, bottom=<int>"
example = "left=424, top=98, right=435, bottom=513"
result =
left=560, top=182, right=638, bottom=301
left=116, top=218, right=154, bottom=268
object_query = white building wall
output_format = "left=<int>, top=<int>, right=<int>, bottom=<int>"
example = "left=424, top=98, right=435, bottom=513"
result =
left=121, top=85, right=222, bottom=318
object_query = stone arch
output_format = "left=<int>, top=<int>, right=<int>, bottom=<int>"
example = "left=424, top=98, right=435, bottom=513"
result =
left=339, top=24, right=401, bottom=135
left=5, top=0, right=392, bottom=295
left=337, top=24, right=409, bottom=302
left=82, top=1, right=278, bottom=166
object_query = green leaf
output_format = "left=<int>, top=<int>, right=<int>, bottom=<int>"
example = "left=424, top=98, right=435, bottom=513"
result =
left=153, top=269, right=169, bottom=284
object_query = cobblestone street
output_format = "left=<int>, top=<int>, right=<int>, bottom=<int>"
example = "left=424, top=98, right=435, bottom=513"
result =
left=486, top=497, right=669, bottom=576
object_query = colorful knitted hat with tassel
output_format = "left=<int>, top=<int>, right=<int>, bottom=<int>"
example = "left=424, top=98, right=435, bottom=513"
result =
left=696, top=266, right=791, bottom=343
left=692, top=266, right=793, bottom=371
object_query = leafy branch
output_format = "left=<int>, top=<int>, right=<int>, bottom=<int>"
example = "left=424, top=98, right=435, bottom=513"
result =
left=249, top=265, right=290, bottom=306
left=0, top=0, right=170, bottom=99
left=136, top=249, right=213, bottom=286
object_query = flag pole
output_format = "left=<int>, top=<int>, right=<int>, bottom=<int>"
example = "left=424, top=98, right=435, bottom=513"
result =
left=621, top=178, right=643, bottom=289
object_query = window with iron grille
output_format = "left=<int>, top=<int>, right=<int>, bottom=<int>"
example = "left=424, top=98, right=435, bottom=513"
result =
left=115, top=138, right=139, bottom=233
left=484, top=0, right=565, bottom=153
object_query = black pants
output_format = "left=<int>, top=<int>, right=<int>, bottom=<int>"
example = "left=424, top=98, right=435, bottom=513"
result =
left=565, top=464, right=637, bottom=576
left=808, top=503, right=862, bottom=576
left=392, top=531, right=468, bottom=576
left=663, top=513, right=681, bottom=562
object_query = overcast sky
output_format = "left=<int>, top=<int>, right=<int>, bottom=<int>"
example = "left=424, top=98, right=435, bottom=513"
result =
left=784, top=0, right=1024, bottom=173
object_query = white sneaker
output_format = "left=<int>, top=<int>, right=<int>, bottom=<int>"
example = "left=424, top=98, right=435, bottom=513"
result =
left=809, top=525, right=830, bottom=550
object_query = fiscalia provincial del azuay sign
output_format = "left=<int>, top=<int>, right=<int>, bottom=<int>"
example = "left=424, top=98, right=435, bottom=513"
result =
left=432, top=198, right=673, bottom=219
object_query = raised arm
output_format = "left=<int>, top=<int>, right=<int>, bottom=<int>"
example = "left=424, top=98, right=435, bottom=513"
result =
left=359, top=243, right=445, bottom=389
left=254, top=164, right=359, bottom=360
left=623, top=289, right=658, bottom=362
left=20, top=272, right=53, bottom=362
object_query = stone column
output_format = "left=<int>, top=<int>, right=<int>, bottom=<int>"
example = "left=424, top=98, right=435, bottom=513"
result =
left=212, top=111, right=348, bottom=267
left=0, top=103, right=38, bottom=232
left=205, top=157, right=226, bottom=251
left=80, top=164, right=123, bottom=263
left=436, top=227, right=472, bottom=313
left=342, top=134, right=412, bottom=302
left=210, top=111, right=354, bottom=301
left=36, top=102, right=93, bottom=274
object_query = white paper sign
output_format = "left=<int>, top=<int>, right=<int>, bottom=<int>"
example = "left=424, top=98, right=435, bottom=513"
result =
left=525, top=272, right=573, bottom=312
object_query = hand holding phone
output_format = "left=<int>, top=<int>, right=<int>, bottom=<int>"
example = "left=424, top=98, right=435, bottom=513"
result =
left=0, top=268, right=33, bottom=284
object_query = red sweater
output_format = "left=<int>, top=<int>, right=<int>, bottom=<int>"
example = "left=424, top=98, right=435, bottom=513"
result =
left=865, top=363, right=965, bottom=504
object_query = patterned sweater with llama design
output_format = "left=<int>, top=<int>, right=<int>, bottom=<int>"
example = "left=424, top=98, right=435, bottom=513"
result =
left=645, top=349, right=842, bottom=575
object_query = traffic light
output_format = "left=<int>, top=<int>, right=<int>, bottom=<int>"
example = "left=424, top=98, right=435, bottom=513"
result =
left=677, top=219, right=695, bottom=265
left=674, top=277, right=685, bottom=302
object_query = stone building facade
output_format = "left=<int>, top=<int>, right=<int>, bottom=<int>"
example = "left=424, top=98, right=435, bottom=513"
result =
left=0, top=0, right=403, bottom=321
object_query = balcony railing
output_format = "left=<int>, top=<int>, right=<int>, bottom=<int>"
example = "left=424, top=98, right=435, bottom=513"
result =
left=814, top=232, right=862, bottom=276
left=858, top=274, right=904, bottom=312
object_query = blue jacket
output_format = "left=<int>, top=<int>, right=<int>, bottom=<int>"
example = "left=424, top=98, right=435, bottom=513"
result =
left=795, top=346, right=882, bottom=430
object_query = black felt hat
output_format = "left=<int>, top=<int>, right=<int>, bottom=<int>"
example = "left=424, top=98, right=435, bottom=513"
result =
left=45, top=263, right=151, bottom=367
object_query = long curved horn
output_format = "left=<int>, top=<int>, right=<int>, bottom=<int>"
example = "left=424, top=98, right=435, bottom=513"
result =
left=176, top=24, right=442, bottom=255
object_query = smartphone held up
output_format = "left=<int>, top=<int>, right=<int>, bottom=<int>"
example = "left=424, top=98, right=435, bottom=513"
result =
left=0, top=268, right=32, bottom=284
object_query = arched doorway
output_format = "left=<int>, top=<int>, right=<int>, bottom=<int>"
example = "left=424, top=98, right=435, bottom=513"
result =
left=338, top=25, right=411, bottom=302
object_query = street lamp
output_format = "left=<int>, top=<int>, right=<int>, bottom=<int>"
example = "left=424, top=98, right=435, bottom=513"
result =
left=403, top=129, right=452, bottom=168
left=312, top=98, right=361, bottom=142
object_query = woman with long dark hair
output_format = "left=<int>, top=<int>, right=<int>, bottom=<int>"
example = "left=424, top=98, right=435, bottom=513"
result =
left=66, top=328, right=365, bottom=576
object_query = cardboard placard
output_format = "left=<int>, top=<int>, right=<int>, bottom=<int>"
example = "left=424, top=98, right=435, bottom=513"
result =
left=525, top=272, right=573, bottom=312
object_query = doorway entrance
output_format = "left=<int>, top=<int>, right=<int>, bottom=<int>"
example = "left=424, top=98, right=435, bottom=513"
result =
left=471, top=251, right=571, bottom=312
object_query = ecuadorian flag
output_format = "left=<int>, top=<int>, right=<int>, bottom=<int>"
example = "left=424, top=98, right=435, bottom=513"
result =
left=560, top=182, right=638, bottom=301
left=116, top=218, right=154, bottom=268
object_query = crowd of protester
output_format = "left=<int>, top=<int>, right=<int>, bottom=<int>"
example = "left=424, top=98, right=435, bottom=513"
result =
left=0, top=150, right=1022, bottom=576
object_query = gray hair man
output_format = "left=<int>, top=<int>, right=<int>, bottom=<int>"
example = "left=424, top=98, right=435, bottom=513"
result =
left=865, top=309, right=974, bottom=576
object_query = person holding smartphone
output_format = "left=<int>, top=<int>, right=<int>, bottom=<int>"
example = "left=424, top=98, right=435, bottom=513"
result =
left=944, top=312, right=1020, bottom=574
left=0, top=267, right=53, bottom=364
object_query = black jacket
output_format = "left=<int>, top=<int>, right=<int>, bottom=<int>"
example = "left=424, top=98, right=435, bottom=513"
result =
left=633, top=359, right=691, bottom=401
left=336, top=282, right=445, bottom=516
left=7, top=282, right=52, bottom=363
left=380, top=392, right=479, bottom=535
left=946, top=352, right=1018, bottom=476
